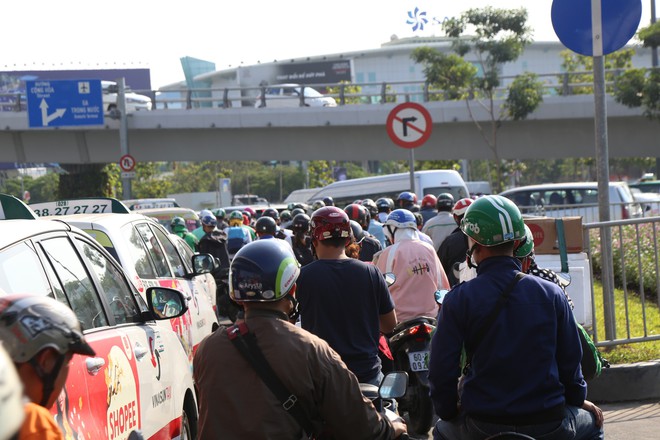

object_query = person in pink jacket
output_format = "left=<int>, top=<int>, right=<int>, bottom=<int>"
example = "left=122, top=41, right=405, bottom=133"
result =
left=374, top=209, right=450, bottom=322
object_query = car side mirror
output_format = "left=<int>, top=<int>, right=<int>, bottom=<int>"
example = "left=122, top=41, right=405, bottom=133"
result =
left=145, top=287, right=188, bottom=320
left=192, top=253, right=216, bottom=276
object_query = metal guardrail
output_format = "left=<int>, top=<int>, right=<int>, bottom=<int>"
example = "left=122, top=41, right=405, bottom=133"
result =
left=0, top=68, right=642, bottom=111
left=583, top=217, right=660, bottom=348
left=519, top=201, right=660, bottom=223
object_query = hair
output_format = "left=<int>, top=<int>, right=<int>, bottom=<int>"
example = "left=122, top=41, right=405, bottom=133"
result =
left=489, top=240, right=516, bottom=255
left=317, top=237, right=348, bottom=248
left=345, top=242, right=360, bottom=259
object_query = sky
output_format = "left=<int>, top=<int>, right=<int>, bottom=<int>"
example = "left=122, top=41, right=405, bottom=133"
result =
left=3, top=1, right=654, bottom=88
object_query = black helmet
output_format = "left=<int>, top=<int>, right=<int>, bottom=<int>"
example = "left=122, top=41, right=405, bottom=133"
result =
left=361, top=198, right=378, bottom=217
left=349, top=220, right=365, bottom=244
left=280, top=209, right=292, bottom=222
left=255, top=216, right=277, bottom=235
left=436, top=193, right=455, bottom=211
left=229, top=240, right=300, bottom=302
left=291, top=213, right=311, bottom=232
left=290, top=207, right=305, bottom=218
left=376, top=197, right=394, bottom=212
left=261, top=208, right=280, bottom=220
left=344, top=203, right=369, bottom=228
left=322, top=196, right=335, bottom=206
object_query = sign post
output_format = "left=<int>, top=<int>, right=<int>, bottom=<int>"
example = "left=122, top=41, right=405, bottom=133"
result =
left=386, top=102, right=433, bottom=193
left=552, top=0, right=641, bottom=340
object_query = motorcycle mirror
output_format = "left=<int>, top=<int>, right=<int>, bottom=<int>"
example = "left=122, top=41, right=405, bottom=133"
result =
left=435, top=289, right=449, bottom=305
left=383, top=272, right=396, bottom=287
left=378, top=371, right=408, bottom=400
left=557, top=272, right=572, bottom=288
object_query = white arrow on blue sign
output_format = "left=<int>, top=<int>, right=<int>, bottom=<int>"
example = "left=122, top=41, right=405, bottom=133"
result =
left=26, top=79, right=104, bottom=128
left=551, top=0, right=642, bottom=57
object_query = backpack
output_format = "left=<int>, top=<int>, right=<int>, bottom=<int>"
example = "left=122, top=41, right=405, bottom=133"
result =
left=576, top=323, right=610, bottom=381
left=226, top=227, right=248, bottom=254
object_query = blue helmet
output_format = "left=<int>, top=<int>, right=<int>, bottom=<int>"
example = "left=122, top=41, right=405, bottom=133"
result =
left=201, top=215, right=217, bottom=227
left=384, top=209, right=417, bottom=229
left=397, top=191, right=417, bottom=204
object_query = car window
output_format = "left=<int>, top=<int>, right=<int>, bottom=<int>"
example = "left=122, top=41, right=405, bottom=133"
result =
left=173, top=236, right=194, bottom=273
left=121, top=223, right=158, bottom=279
left=581, top=189, right=598, bottom=204
left=135, top=223, right=171, bottom=278
left=0, top=241, right=52, bottom=296
left=151, top=226, right=186, bottom=278
left=303, top=87, right=323, bottom=97
left=40, top=237, right=108, bottom=330
left=78, top=239, right=141, bottom=325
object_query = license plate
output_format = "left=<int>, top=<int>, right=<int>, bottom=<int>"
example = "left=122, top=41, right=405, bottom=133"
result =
left=408, top=350, right=430, bottom=372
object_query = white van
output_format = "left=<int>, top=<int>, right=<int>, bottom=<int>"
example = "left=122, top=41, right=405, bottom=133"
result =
left=308, top=170, right=470, bottom=208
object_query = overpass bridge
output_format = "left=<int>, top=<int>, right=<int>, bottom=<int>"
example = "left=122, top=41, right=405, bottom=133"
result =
left=0, top=95, right=656, bottom=164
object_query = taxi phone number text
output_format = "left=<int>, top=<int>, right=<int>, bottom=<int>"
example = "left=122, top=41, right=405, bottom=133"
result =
left=33, top=204, right=109, bottom=216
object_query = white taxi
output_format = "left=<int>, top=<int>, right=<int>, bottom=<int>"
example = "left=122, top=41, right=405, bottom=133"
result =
left=0, top=193, right=205, bottom=439
left=29, top=198, right=219, bottom=367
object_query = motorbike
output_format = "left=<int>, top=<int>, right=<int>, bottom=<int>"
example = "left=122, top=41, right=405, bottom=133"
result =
left=360, top=371, right=410, bottom=439
left=214, top=266, right=242, bottom=323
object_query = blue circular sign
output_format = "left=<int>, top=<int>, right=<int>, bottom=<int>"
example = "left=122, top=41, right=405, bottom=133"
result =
left=552, top=0, right=642, bottom=56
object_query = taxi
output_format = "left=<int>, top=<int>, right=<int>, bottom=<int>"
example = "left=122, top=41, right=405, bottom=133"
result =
left=136, top=206, right=200, bottom=233
left=29, top=198, right=219, bottom=367
left=0, top=193, right=206, bottom=439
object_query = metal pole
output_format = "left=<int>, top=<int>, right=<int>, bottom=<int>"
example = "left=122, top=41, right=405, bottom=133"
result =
left=118, top=78, right=131, bottom=200
left=409, top=148, right=415, bottom=193
left=652, top=0, right=658, bottom=67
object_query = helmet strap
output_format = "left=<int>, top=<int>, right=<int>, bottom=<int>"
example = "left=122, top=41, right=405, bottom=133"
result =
left=285, top=294, right=300, bottom=322
left=30, top=353, right=66, bottom=407
left=385, top=225, right=397, bottom=243
left=466, top=243, right=479, bottom=269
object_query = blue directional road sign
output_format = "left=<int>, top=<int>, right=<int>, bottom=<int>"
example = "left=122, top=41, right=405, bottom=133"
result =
left=26, top=79, right=104, bottom=128
left=552, top=0, right=642, bottom=56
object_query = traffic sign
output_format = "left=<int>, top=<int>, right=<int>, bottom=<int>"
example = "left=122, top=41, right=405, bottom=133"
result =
left=26, top=79, right=104, bottom=127
left=119, top=154, right=136, bottom=172
left=386, top=102, right=432, bottom=149
left=551, top=0, right=642, bottom=56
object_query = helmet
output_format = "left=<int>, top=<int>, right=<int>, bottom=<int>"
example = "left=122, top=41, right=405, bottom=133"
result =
left=255, top=216, right=277, bottom=235
left=376, top=197, right=394, bottom=212
left=201, top=215, right=217, bottom=227
left=384, top=209, right=417, bottom=230
left=0, top=344, right=24, bottom=440
left=414, top=212, right=424, bottom=229
left=460, top=195, right=525, bottom=246
left=311, top=200, right=325, bottom=211
left=280, top=209, right=292, bottom=222
left=349, top=220, right=365, bottom=244
left=361, top=199, right=378, bottom=217
left=397, top=191, right=417, bottom=205
left=170, top=216, right=186, bottom=229
left=199, top=209, right=213, bottom=219
left=213, top=208, right=226, bottom=219
left=291, top=213, right=311, bottom=232
left=515, top=224, right=535, bottom=258
left=243, top=207, right=256, bottom=217
left=229, top=240, right=300, bottom=302
left=421, top=194, right=438, bottom=209
left=436, top=193, right=455, bottom=211
left=290, top=207, right=305, bottom=218
left=322, top=196, right=334, bottom=206
left=229, top=210, right=244, bottom=226
left=242, top=211, right=252, bottom=221
left=261, top=208, right=280, bottom=220
left=0, top=294, right=96, bottom=363
left=452, top=197, right=473, bottom=217
left=287, top=202, right=306, bottom=211
left=310, top=206, right=351, bottom=241
left=344, top=203, right=369, bottom=227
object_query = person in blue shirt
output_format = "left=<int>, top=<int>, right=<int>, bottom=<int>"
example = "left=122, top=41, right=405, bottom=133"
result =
left=429, top=195, right=603, bottom=440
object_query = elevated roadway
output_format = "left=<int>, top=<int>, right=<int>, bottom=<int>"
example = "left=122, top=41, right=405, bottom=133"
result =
left=0, top=95, right=656, bottom=164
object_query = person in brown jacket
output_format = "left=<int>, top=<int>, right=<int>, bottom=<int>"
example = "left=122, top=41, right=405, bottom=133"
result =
left=193, top=239, right=407, bottom=439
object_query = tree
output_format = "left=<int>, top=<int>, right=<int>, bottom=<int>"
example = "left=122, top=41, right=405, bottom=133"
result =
left=411, top=7, right=544, bottom=192
left=559, top=48, right=635, bottom=95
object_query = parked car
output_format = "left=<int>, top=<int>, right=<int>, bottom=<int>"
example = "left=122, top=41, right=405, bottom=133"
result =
left=0, top=194, right=201, bottom=439
left=630, top=188, right=660, bottom=216
left=102, top=80, right=152, bottom=113
left=29, top=198, right=219, bottom=366
left=254, top=83, right=337, bottom=108
left=499, top=181, right=642, bottom=222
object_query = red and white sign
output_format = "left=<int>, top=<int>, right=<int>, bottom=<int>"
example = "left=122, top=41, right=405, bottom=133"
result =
left=119, top=154, right=136, bottom=172
left=386, top=102, right=432, bottom=149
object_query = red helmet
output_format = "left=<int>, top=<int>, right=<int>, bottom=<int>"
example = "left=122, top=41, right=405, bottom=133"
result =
left=452, top=198, right=473, bottom=217
left=344, top=203, right=369, bottom=227
left=421, top=194, right=437, bottom=209
left=311, top=206, right=351, bottom=241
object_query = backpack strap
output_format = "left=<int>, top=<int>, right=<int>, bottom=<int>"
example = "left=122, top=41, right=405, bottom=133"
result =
left=227, top=323, right=315, bottom=437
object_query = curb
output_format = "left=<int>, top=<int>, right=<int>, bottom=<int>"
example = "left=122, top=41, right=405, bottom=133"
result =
left=587, top=359, right=660, bottom=403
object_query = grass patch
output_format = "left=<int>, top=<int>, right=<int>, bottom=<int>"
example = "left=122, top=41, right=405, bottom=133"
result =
left=592, top=280, right=660, bottom=364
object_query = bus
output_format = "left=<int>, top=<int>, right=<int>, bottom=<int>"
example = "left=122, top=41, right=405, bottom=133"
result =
left=307, top=170, right=470, bottom=208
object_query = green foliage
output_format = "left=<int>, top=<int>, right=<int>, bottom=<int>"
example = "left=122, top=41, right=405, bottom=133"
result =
left=638, top=21, right=660, bottom=48
left=505, top=72, right=544, bottom=120
left=325, top=82, right=364, bottom=105
left=411, top=48, right=477, bottom=100
left=614, top=68, right=660, bottom=120
left=25, top=172, right=59, bottom=202
left=558, top=49, right=635, bottom=95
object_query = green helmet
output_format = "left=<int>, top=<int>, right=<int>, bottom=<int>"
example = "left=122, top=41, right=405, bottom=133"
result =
left=515, top=224, right=534, bottom=258
left=170, top=216, right=186, bottom=229
left=229, top=210, right=244, bottom=220
left=213, top=208, right=226, bottom=219
left=460, top=195, right=525, bottom=246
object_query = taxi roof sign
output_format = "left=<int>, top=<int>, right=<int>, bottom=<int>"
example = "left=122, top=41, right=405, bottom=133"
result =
left=0, top=194, right=39, bottom=219
left=29, top=198, right=131, bottom=217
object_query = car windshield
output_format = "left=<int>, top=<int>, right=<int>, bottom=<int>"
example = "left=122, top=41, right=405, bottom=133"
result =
left=301, top=87, right=323, bottom=97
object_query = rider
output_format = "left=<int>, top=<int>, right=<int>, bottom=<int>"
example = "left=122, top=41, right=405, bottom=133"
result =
left=170, top=216, right=198, bottom=251
left=374, top=209, right=450, bottom=323
left=254, top=215, right=278, bottom=239
left=437, top=197, right=473, bottom=287
left=296, top=206, right=397, bottom=386
left=0, top=294, right=96, bottom=440
left=0, top=344, right=25, bottom=440
left=193, top=239, right=406, bottom=439
left=344, top=203, right=382, bottom=262
left=322, top=196, right=335, bottom=207
left=197, top=215, right=230, bottom=272
left=213, top=208, right=229, bottom=230
left=422, top=193, right=456, bottom=252
left=192, top=209, right=214, bottom=240
left=419, top=194, right=438, bottom=225
left=290, top=213, right=315, bottom=266
left=226, top=210, right=254, bottom=259
left=429, top=195, right=604, bottom=439
left=396, top=191, right=419, bottom=212
left=375, top=197, right=394, bottom=224
left=261, top=208, right=293, bottom=244
left=362, top=198, right=387, bottom=248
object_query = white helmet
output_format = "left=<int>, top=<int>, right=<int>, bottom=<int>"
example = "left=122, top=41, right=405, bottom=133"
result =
left=0, top=344, right=25, bottom=440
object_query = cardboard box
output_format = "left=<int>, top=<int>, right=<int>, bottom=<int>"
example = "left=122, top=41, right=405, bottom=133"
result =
left=524, top=216, right=584, bottom=254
